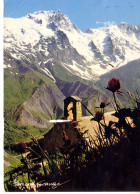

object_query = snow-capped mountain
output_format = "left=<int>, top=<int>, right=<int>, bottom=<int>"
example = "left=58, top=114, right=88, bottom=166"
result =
left=4, top=10, right=140, bottom=81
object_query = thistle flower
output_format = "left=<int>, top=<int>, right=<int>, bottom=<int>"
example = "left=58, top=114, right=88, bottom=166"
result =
left=17, top=142, right=26, bottom=154
left=106, top=78, right=120, bottom=93
left=72, top=120, right=78, bottom=126
left=63, top=135, right=69, bottom=141
left=70, top=147, right=75, bottom=153
left=94, top=111, right=103, bottom=122
left=63, top=134, right=71, bottom=146
left=100, top=101, right=106, bottom=108
left=95, top=101, right=110, bottom=109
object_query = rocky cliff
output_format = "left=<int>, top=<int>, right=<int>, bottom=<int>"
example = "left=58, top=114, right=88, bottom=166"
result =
left=14, top=83, right=65, bottom=128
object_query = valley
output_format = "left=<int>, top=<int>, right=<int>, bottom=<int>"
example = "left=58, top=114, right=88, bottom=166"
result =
left=4, top=10, right=140, bottom=174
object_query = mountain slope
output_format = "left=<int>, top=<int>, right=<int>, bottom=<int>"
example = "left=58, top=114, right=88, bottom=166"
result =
left=14, top=83, right=65, bottom=127
left=4, top=64, right=64, bottom=127
left=96, top=59, right=140, bottom=107
left=97, top=59, right=140, bottom=92
left=4, top=10, right=140, bottom=130
left=4, top=10, right=140, bottom=81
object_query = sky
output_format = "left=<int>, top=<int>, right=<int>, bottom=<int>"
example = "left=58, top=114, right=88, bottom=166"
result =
left=4, top=0, right=140, bottom=32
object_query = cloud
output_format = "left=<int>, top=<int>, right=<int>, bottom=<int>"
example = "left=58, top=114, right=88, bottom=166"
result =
left=103, top=21, right=116, bottom=27
left=96, top=21, right=116, bottom=27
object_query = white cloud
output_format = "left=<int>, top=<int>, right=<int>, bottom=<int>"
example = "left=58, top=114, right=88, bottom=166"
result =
left=96, top=21, right=116, bottom=27
left=103, top=21, right=116, bottom=27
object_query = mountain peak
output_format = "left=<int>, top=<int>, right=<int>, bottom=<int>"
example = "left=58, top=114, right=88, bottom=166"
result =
left=117, top=22, right=140, bottom=38
left=4, top=10, right=140, bottom=80
left=57, top=9, right=63, bottom=15
left=25, top=10, right=75, bottom=31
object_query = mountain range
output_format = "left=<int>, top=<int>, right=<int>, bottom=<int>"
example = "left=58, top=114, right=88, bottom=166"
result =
left=4, top=10, right=140, bottom=130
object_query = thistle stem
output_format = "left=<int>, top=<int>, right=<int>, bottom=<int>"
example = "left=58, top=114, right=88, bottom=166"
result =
left=98, top=122, right=104, bottom=141
left=42, top=160, right=47, bottom=180
left=113, top=92, right=119, bottom=112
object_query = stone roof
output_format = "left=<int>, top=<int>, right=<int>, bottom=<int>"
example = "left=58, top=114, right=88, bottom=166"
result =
left=64, top=96, right=82, bottom=102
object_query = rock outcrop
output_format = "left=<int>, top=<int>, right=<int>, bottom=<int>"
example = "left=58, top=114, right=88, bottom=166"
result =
left=14, top=83, right=65, bottom=128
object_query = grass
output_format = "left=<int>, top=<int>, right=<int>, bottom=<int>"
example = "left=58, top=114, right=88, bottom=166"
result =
left=82, top=95, right=97, bottom=116
left=4, top=116, right=53, bottom=150
left=4, top=69, right=43, bottom=116
left=4, top=67, right=54, bottom=147
left=33, top=69, right=54, bottom=86
left=31, top=111, right=51, bottom=121
left=4, top=120, right=51, bottom=147
left=4, top=152, right=21, bottom=173
left=4, top=152, right=29, bottom=192
left=51, top=63, right=89, bottom=83
left=4, top=66, right=54, bottom=117
left=23, top=126, right=48, bottom=142
left=4, top=124, right=28, bottom=147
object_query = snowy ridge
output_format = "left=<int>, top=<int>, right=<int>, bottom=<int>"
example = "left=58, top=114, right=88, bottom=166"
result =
left=4, top=10, right=140, bottom=80
left=41, top=67, right=56, bottom=82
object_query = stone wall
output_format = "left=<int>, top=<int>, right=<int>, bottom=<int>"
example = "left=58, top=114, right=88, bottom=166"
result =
left=76, top=101, right=82, bottom=121
left=44, top=122, right=81, bottom=153
left=64, top=97, right=82, bottom=121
